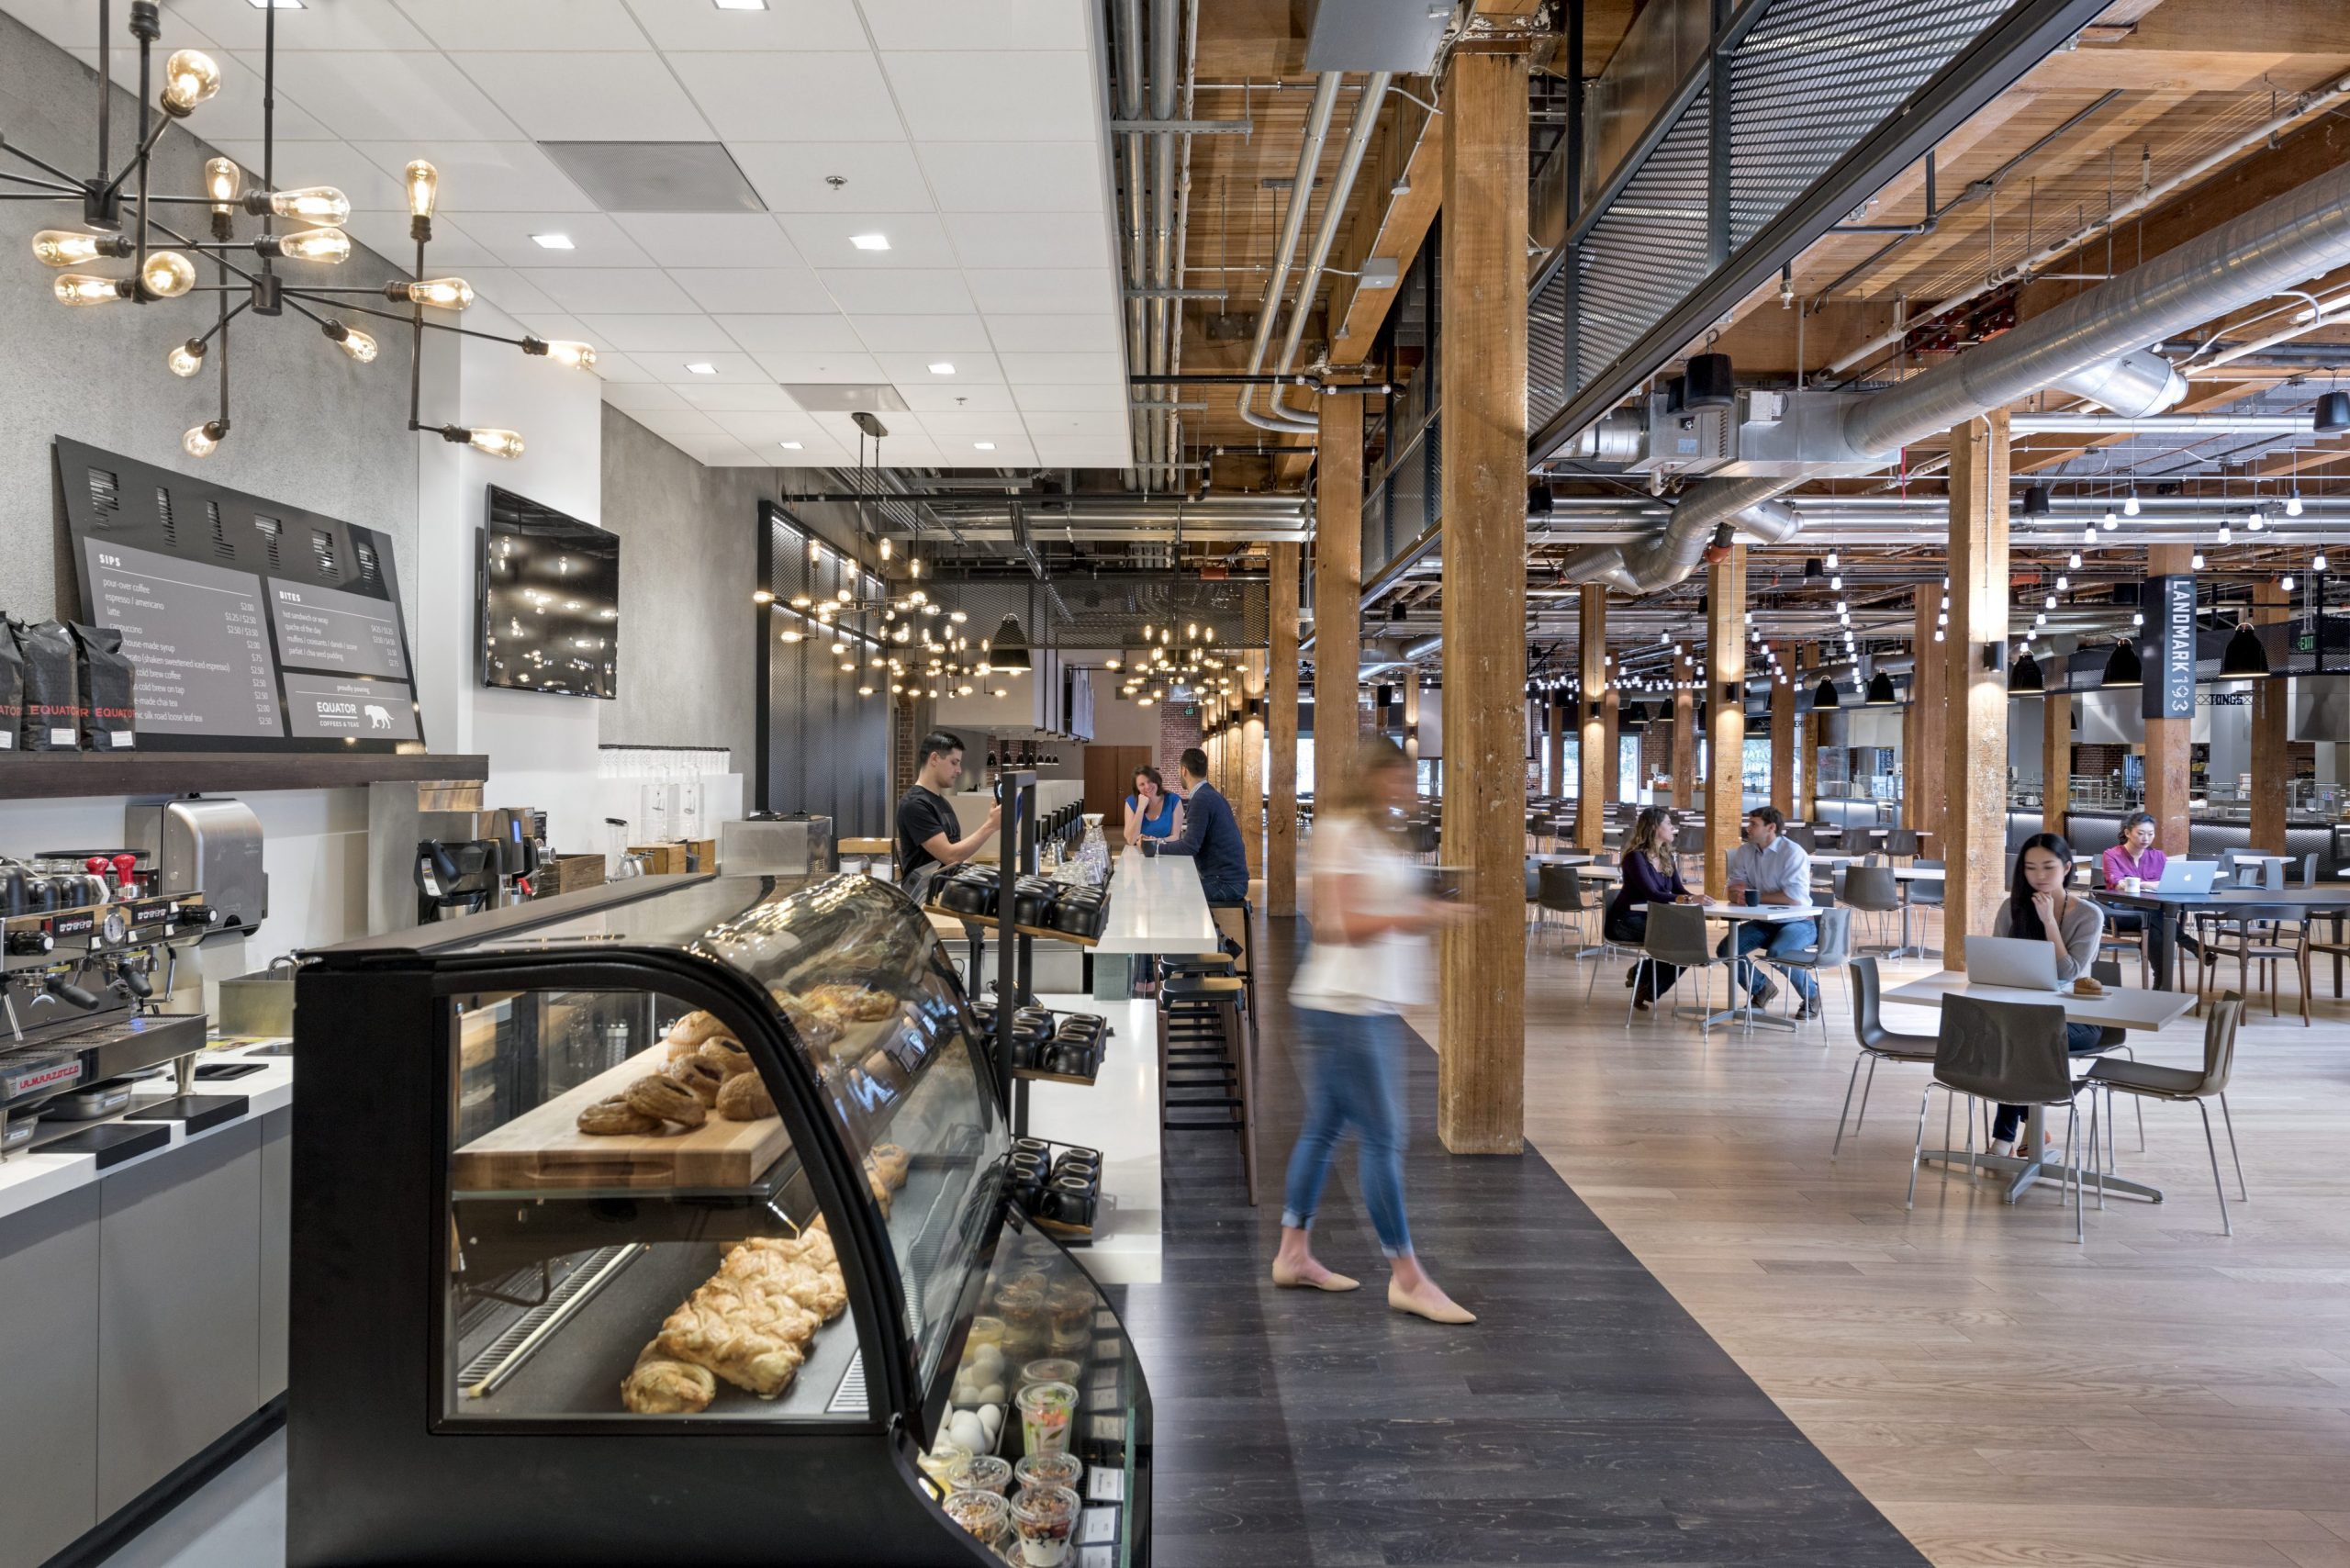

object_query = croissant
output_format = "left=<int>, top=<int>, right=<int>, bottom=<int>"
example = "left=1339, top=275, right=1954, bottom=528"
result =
left=621, top=1340, right=715, bottom=1414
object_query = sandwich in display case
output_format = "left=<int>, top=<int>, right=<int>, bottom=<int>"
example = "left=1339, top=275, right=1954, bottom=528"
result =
left=287, top=872, right=1150, bottom=1566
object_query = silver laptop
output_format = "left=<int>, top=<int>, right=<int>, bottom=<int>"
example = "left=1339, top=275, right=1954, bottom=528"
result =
left=2154, top=860, right=2219, bottom=895
left=1967, top=935, right=2063, bottom=991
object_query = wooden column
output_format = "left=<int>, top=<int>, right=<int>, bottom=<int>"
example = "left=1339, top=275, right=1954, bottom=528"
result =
left=1434, top=44, right=1528, bottom=1157
left=1942, top=411, right=2011, bottom=971
left=1239, top=651, right=1268, bottom=878
left=2042, top=687, right=2072, bottom=840
left=1601, top=678, right=1621, bottom=811
left=1267, top=543, right=1300, bottom=915
left=1672, top=666, right=1695, bottom=812
left=1769, top=660, right=1796, bottom=817
left=2250, top=581, right=2289, bottom=851
left=1906, top=586, right=1946, bottom=849
left=1577, top=586, right=1607, bottom=848
left=2143, top=543, right=2196, bottom=855
left=1314, top=396, right=1363, bottom=808
left=1797, top=645, right=1819, bottom=815
left=1706, top=547, right=1747, bottom=900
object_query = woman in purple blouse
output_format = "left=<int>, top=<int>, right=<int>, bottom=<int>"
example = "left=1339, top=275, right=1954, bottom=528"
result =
left=1606, top=806, right=1695, bottom=1009
left=2099, top=811, right=2164, bottom=946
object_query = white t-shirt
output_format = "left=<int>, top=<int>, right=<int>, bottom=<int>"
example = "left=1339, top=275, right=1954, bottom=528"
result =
left=1289, top=814, right=1428, bottom=1015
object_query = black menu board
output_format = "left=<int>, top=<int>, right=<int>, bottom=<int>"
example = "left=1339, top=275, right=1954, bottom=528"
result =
left=56, top=438, right=423, bottom=751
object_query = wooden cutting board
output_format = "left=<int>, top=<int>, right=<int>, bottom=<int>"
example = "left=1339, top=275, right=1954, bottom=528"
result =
left=452, top=1042, right=793, bottom=1193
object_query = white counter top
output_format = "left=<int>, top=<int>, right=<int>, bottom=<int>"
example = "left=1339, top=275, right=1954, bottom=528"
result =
left=1093, top=846, right=1220, bottom=956
left=1025, top=991, right=1160, bottom=1285
left=0, top=1039, right=293, bottom=1226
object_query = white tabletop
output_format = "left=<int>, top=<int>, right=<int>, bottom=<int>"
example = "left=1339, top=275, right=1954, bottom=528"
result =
left=1091, top=846, right=1221, bottom=955
left=1881, top=973, right=2197, bottom=1032
left=1701, top=901, right=1818, bottom=923
left=1893, top=867, right=1945, bottom=882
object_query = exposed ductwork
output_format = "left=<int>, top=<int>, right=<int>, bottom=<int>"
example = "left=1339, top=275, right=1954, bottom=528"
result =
left=1256, top=72, right=1394, bottom=432
left=1237, top=75, right=1342, bottom=434
left=1559, top=156, right=2350, bottom=594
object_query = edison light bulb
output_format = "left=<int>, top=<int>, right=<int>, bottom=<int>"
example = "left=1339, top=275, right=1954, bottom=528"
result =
left=274, top=227, right=350, bottom=263
left=399, top=277, right=473, bottom=309
left=159, top=50, right=220, bottom=116
left=31, top=230, right=109, bottom=267
left=204, top=157, right=241, bottom=212
left=403, top=160, right=439, bottom=220
left=182, top=422, right=223, bottom=458
left=266, top=186, right=351, bottom=225
left=334, top=326, right=377, bottom=364
left=140, top=250, right=196, bottom=297
left=467, top=428, right=525, bottom=459
left=543, top=340, right=597, bottom=373
left=53, top=274, right=128, bottom=307
left=167, top=340, right=206, bottom=378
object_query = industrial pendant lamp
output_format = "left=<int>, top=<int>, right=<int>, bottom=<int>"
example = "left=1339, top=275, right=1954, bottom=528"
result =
left=988, top=614, right=1033, bottom=674
left=1812, top=676, right=1841, bottom=710
left=2021, top=485, right=2053, bottom=518
left=2009, top=650, right=2045, bottom=693
left=1863, top=670, right=1900, bottom=706
left=2220, top=622, right=2271, bottom=677
left=2101, top=637, right=2143, bottom=689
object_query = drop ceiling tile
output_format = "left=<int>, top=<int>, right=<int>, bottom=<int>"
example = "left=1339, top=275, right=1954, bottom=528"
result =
left=448, top=52, right=712, bottom=141
left=585, top=349, right=658, bottom=382
left=456, top=213, right=657, bottom=269
left=778, top=213, right=956, bottom=270
left=602, top=382, right=692, bottom=413
left=624, top=410, right=760, bottom=464
left=341, top=210, right=498, bottom=271
left=520, top=267, right=701, bottom=314
left=1031, top=437, right=1132, bottom=467
left=948, top=211, right=1114, bottom=271
left=232, top=50, right=525, bottom=141
left=645, top=352, right=771, bottom=386
left=140, top=0, right=433, bottom=50
left=208, top=140, right=409, bottom=213
left=673, top=268, right=837, bottom=314
left=352, top=141, right=600, bottom=212
left=458, top=265, right=567, bottom=318
left=858, top=0, right=1092, bottom=52
left=576, top=314, right=745, bottom=353
left=846, top=315, right=992, bottom=353
left=623, top=0, right=869, bottom=50
left=732, top=142, right=934, bottom=213
left=966, top=268, right=1115, bottom=314
left=666, top=51, right=901, bottom=142
left=394, top=0, right=648, bottom=50
left=815, top=269, right=975, bottom=314
left=915, top=141, right=1106, bottom=213
left=983, top=313, right=1124, bottom=353
left=751, top=351, right=889, bottom=382
left=709, top=411, right=839, bottom=445
left=999, top=351, right=1125, bottom=383
left=874, top=351, right=1003, bottom=386
left=612, top=214, right=803, bottom=269
left=513, top=316, right=620, bottom=353
left=881, top=52, right=1098, bottom=143
left=716, top=315, right=869, bottom=353
left=17, top=0, right=211, bottom=50
left=918, top=410, right=1032, bottom=440
left=1022, top=410, right=1132, bottom=439
left=69, top=46, right=334, bottom=141
left=678, top=384, right=800, bottom=413
left=1013, top=384, right=1125, bottom=413
left=893, top=383, right=1020, bottom=413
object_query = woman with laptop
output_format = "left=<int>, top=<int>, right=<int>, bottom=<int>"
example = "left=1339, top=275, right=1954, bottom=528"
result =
left=1984, top=833, right=2109, bottom=1159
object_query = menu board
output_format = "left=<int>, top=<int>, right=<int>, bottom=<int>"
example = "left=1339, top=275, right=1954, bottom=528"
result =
left=57, top=438, right=423, bottom=751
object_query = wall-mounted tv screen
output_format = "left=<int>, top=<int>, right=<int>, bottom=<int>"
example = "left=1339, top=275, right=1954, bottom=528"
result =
left=478, top=487, right=619, bottom=700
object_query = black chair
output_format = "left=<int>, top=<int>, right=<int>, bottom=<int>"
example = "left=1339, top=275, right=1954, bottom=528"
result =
left=1910, top=993, right=2095, bottom=1241
left=1832, top=957, right=1941, bottom=1160
left=1207, top=895, right=1258, bottom=1029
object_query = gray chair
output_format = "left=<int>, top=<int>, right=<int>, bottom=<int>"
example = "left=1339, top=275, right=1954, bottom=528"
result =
left=1884, top=828, right=1922, bottom=860
left=1631, top=902, right=1747, bottom=1035
left=2089, top=992, right=2247, bottom=1235
left=1536, top=862, right=1593, bottom=956
left=1773, top=906, right=1852, bottom=1039
left=1832, top=957, right=1942, bottom=1159
left=1843, top=866, right=1903, bottom=953
left=1911, top=993, right=2095, bottom=1242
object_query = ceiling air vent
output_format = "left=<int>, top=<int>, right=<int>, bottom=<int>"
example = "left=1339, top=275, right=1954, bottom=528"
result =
left=780, top=384, right=912, bottom=413
left=538, top=142, right=765, bottom=214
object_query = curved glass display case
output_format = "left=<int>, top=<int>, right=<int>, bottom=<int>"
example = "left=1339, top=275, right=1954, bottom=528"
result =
left=287, top=873, right=1150, bottom=1567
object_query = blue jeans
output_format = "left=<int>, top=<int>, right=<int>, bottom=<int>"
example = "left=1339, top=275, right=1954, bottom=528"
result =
left=1993, top=1024, right=2108, bottom=1142
left=1281, top=1006, right=1413, bottom=1257
left=1718, top=917, right=1820, bottom=1003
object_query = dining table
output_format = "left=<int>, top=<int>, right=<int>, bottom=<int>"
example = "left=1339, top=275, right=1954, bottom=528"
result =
left=2095, top=883, right=2350, bottom=991
left=1881, top=972, right=2196, bottom=1204
left=1673, top=901, right=1820, bottom=1035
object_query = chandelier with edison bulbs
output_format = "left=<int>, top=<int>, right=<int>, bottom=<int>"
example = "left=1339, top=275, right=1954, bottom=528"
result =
left=6, top=1, right=596, bottom=462
left=1111, top=622, right=1233, bottom=708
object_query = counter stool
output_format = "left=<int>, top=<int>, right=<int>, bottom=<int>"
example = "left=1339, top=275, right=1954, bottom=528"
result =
left=1207, top=896, right=1258, bottom=1029
left=1157, top=973, right=1258, bottom=1204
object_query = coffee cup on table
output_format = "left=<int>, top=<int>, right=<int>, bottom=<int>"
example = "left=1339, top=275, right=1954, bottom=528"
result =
left=2121, top=876, right=2142, bottom=894
left=1743, top=889, right=1761, bottom=908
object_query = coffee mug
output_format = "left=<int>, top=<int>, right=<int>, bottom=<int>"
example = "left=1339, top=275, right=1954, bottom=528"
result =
left=1743, top=888, right=1761, bottom=907
left=2121, top=876, right=2142, bottom=894
left=1140, top=839, right=1158, bottom=858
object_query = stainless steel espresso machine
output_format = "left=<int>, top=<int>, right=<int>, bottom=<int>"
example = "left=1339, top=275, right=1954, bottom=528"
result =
left=0, top=851, right=222, bottom=1161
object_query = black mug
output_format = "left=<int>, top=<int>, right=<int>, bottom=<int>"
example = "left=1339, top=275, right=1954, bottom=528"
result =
left=1743, top=888, right=1760, bottom=907
left=1140, top=838, right=1158, bottom=858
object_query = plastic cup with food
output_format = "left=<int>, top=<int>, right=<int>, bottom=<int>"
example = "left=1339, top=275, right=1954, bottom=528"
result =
left=966, top=1314, right=1009, bottom=1350
left=918, top=1445, right=972, bottom=1492
left=955, top=1454, right=1013, bottom=1496
left=1019, top=1357, right=1082, bottom=1391
left=1008, top=1483, right=1080, bottom=1566
left=1015, top=1379, right=1078, bottom=1456
left=944, top=1488, right=1011, bottom=1552
left=1013, top=1451, right=1084, bottom=1495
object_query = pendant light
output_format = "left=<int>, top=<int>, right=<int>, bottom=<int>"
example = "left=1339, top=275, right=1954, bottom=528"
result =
left=2020, top=485, right=2053, bottom=519
left=1811, top=677, right=1841, bottom=710
left=988, top=614, right=1033, bottom=674
left=2100, top=637, right=2143, bottom=689
left=1863, top=670, right=1900, bottom=706
left=2220, top=622, right=2271, bottom=677
left=2009, top=650, right=2045, bottom=693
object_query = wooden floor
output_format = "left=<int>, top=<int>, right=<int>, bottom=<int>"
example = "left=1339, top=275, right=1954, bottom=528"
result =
left=1460, top=906, right=2350, bottom=1568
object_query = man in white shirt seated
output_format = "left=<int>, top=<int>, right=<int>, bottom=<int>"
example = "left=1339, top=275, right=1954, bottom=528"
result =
left=1719, top=805, right=1820, bottom=1020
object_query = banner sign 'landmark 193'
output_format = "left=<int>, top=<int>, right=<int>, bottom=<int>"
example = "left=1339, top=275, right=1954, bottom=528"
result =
left=2143, top=572, right=2198, bottom=722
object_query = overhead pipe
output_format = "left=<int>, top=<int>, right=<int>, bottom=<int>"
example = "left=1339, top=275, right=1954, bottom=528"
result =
left=1237, top=75, right=1342, bottom=434
left=1560, top=154, right=2350, bottom=594
left=1259, top=71, right=1394, bottom=432
left=1146, top=0, right=1180, bottom=487
left=2007, top=413, right=2309, bottom=434
left=1113, top=0, right=1146, bottom=488
left=1161, top=0, right=1201, bottom=490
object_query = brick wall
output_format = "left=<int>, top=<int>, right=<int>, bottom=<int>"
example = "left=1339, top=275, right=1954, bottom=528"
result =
left=891, top=695, right=937, bottom=801
left=1159, top=702, right=1203, bottom=778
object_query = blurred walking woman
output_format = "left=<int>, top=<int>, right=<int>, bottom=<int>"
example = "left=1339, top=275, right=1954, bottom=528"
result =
left=1272, top=740, right=1474, bottom=1325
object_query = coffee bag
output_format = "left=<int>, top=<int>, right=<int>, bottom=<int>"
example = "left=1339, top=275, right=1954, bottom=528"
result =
left=71, top=623, right=136, bottom=751
left=16, top=620, right=81, bottom=751
left=0, top=619, right=23, bottom=754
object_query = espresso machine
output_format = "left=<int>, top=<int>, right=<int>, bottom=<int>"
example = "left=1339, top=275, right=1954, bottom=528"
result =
left=0, top=850, right=221, bottom=1160
left=369, top=783, right=546, bottom=930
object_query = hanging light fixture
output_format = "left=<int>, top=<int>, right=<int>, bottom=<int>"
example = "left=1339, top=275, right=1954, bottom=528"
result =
left=2101, top=638, right=2144, bottom=689
left=2020, top=485, right=2053, bottom=518
left=2009, top=650, right=2045, bottom=693
left=989, top=614, right=1033, bottom=674
left=2220, top=622, right=2271, bottom=677
left=1812, top=677, right=1841, bottom=710
left=1863, top=670, right=1900, bottom=705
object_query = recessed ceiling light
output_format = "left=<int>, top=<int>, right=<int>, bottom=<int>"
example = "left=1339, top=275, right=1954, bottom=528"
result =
left=849, top=233, right=891, bottom=252
left=973, top=442, right=996, bottom=451
left=530, top=232, right=575, bottom=250
left=928, top=362, right=956, bottom=375
left=685, top=362, right=716, bottom=375
left=778, top=441, right=803, bottom=450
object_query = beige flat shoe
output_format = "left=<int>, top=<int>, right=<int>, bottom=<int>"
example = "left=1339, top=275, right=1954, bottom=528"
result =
left=1388, top=1280, right=1476, bottom=1324
left=1271, top=1262, right=1360, bottom=1292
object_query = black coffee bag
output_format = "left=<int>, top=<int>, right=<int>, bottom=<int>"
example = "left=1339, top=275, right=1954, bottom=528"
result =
left=71, top=623, right=136, bottom=751
left=0, top=619, right=23, bottom=755
left=17, top=620, right=80, bottom=751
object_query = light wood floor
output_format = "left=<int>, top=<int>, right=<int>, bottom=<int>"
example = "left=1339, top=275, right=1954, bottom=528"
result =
left=1413, top=907, right=2350, bottom=1568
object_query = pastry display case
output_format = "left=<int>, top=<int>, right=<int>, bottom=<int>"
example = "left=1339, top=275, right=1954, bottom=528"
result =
left=287, top=872, right=1151, bottom=1566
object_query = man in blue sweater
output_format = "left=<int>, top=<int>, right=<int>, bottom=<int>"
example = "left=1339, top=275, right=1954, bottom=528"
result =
left=1154, top=746, right=1250, bottom=902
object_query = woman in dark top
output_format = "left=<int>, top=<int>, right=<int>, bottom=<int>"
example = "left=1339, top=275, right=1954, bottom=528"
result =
left=1607, top=806, right=1693, bottom=1009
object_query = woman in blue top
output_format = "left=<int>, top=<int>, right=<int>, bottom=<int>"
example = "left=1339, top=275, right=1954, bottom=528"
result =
left=1123, top=765, right=1180, bottom=845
